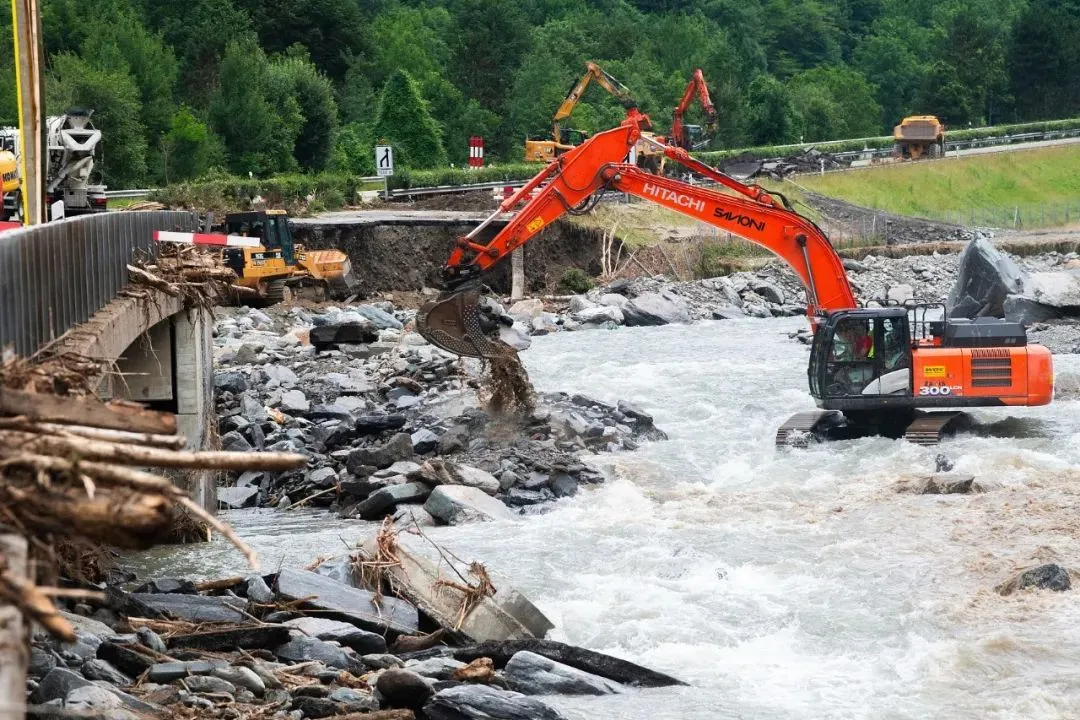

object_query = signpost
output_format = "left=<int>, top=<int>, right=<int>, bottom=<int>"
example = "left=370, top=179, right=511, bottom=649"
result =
left=375, top=145, right=393, bottom=201
left=468, top=136, right=484, bottom=168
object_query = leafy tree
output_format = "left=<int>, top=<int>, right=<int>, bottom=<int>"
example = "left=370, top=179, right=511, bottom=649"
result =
left=745, top=74, right=798, bottom=144
left=272, top=49, right=339, bottom=171
left=1008, top=0, right=1080, bottom=119
left=372, top=70, right=447, bottom=169
left=47, top=53, right=148, bottom=188
left=163, top=107, right=223, bottom=181
left=330, top=122, right=376, bottom=175
left=854, top=31, right=925, bottom=127
left=449, top=0, right=532, bottom=111
left=209, top=39, right=283, bottom=175
left=789, top=66, right=882, bottom=140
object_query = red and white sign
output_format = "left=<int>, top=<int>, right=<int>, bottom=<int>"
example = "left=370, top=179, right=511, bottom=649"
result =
left=468, top=136, right=484, bottom=167
left=153, top=230, right=260, bottom=247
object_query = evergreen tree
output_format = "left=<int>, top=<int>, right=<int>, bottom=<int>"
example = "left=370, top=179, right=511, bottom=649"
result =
left=372, top=70, right=447, bottom=169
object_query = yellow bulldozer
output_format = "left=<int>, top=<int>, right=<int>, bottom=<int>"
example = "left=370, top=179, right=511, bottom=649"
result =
left=221, top=209, right=359, bottom=305
left=892, top=115, right=946, bottom=160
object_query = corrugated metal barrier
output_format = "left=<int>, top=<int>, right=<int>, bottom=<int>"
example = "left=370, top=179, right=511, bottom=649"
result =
left=0, top=211, right=198, bottom=358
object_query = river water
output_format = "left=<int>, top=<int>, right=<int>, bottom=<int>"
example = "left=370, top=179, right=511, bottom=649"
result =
left=127, top=317, right=1080, bottom=720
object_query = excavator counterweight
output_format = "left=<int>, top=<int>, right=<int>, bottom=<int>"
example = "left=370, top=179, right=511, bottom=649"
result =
left=418, top=121, right=1053, bottom=446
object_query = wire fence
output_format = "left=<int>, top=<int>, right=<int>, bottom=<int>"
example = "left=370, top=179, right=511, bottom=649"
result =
left=941, top=201, right=1080, bottom=229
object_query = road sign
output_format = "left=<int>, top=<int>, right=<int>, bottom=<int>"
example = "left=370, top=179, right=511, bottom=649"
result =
left=375, top=145, right=394, bottom=177
left=468, top=136, right=484, bottom=167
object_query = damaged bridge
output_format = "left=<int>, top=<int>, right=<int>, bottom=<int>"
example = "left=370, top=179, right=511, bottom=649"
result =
left=0, top=211, right=217, bottom=509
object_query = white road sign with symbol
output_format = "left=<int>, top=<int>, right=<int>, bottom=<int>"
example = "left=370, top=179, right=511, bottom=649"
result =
left=375, top=146, right=394, bottom=177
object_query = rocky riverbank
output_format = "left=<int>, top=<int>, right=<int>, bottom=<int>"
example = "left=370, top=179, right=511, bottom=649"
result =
left=28, top=526, right=683, bottom=719
left=212, top=303, right=667, bottom=521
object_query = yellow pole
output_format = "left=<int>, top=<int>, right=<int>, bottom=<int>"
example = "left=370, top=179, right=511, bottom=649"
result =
left=9, top=0, right=27, bottom=223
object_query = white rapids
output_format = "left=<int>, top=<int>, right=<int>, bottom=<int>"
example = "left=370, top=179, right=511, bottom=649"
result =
left=128, top=317, right=1080, bottom=720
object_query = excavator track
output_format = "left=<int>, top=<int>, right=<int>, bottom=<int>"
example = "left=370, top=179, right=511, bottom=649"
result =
left=902, top=411, right=970, bottom=445
left=775, top=410, right=843, bottom=448
left=260, top=279, right=292, bottom=307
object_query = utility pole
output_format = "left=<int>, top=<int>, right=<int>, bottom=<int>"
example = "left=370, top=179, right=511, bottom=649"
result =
left=10, top=0, right=45, bottom=224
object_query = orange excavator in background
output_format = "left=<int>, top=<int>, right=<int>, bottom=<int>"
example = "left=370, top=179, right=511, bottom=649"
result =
left=417, top=112, right=1054, bottom=446
left=667, top=68, right=717, bottom=151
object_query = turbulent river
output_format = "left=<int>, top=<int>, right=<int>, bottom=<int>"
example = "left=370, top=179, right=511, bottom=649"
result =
left=127, top=317, right=1080, bottom=720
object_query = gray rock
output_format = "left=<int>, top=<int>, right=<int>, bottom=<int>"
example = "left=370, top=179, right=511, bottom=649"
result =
left=392, top=504, right=437, bottom=529
left=355, top=482, right=432, bottom=520
left=274, top=568, right=418, bottom=635
left=599, top=293, right=628, bottom=308
left=920, top=474, right=975, bottom=494
left=348, top=432, right=414, bottom=470
left=220, top=431, right=253, bottom=453
left=505, top=488, right=553, bottom=506
left=406, top=656, right=467, bottom=680
left=245, top=576, right=274, bottom=604
left=355, top=304, right=404, bottom=329
left=65, top=685, right=123, bottom=712
left=616, top=400, right=652, bottom=424
left=241, top=394, right=268, bottom=422
left=549, top=474, right=578, bottom=498
left=362, top=653, right=405, bottom=669
left=329, top=686, right=380, bottom=712
left=214, top=371, right=247, bottom=394
left=424, top=485, right=517, bottom=524
left=504, top=650, right=621, bottom=696
left=236, top=470, right=265, bottom=487
left=423, top=684, right=567, bottom=720
left=886, top=284, right=914, bottom=304
left=32, top=668, right=92, bottom=704
left=217, top=485, right=259, bottom=509
left=147, top=661, right=226, bottom=683
left=751, top=280, right=784, bottom=305
left=283, top=617, right=388, bottom=654
left=623, top=292, right=691, bottom=326
left=1004, top=295, right=1061, bottom=324
left=412, top=428, right=439, bottom=454
left=574, top=306, right=624, bottom=325
left=568, top=296, right=596, bottom=313
left=213, top=666, right=266, bottom=696
left=308, top=467, right=338, bottom=488
left=998, top=563, right=1072, bottom=595
left=947, top=237, right=1024, bottom=317
left=264, top=365, right=299, bottom=386
left=712, top=304, right=746, bottom=320
left=498, top=324, right=532, bottom=351
left=507, top=299, right=544, bottom=322
left=1020, top=270, right=1080, bottom=308
left=183, top=675, right=237, bottom=695
left=128, top=593, right=245, bottom=623
left=81, top=658, right=132, bottom=685
left=280, top=389, right=310, bottom=414
left=273, top=634, right=358, bottom=671
left=29, top=646, right=57, bottom=677
left=376, top=668, right=434, bottom=709
left=452, top=465, right=500, bottom=495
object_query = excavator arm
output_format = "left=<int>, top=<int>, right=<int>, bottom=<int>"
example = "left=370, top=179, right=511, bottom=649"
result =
left=670, top=69, right=717, bottom=150
left=552, top=62, right=644, bottom=144
left=418, top=118, right=856, bottom=358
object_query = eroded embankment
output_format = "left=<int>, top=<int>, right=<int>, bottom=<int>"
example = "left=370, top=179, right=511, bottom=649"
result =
left=293, top=219, right=612, bottom=296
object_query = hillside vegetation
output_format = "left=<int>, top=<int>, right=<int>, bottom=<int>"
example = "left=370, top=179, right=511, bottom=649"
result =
left=799, top=144, right=1080, bottom=227
left=13, top=0, right=1080, bottom=189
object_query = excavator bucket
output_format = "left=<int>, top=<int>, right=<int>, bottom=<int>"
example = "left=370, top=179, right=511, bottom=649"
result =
left=416, top=287, right=513, bottom=359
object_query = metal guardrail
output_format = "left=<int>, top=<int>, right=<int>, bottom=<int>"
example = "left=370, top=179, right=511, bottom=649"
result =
left=105, top=189, right=157, bottom=199
left=0, top=211, right=198, bottom=358
left=388, top=179, right=527, bottom=198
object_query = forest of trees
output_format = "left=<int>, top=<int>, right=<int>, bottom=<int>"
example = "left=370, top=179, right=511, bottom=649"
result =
left=2, top=0, right=1077, bottom=187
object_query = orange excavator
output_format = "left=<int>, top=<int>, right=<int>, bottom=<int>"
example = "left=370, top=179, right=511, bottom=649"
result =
left=416, top=112, right=1054, bottom=446
left=667, top=68, right=717, bottom=151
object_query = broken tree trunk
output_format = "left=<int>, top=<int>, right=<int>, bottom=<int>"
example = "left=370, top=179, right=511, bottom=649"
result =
left=0, top=535, right=27, bottom=720
left=0, top=389, right=177, bottom=435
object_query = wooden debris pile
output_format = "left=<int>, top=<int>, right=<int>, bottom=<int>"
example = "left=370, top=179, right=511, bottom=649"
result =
left=0, top=385, right=307, bottom=643
left=126, top=242, right=251, bottom=308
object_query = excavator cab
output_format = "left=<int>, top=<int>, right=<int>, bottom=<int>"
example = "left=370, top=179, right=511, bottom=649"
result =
left=808, top=310, right=914, bottom=406
left=225, top=210, right=296, bottom=264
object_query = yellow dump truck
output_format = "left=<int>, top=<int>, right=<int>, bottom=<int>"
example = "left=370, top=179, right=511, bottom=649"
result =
left=892, top=115, right=946, bottom=160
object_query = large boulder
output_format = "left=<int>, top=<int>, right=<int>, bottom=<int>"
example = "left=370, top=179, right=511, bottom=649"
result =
left=1004, top=295, right=1061, bottom=325
left=574, top=306, right=624, bottom=325
left=1017, top=271, right=1080, bottom=308
left=424, top=486, right=516, bottom=524
left=423, top=685, right=566, bottom=720
left=622, top=292, right=691, bottom=326
left=947, top=237, right=1024, bottom=318
left=504, top=651, right=621, bottom=695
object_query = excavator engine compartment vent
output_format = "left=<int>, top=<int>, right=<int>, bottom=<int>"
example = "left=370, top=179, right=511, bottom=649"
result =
left=941, top=318, right=1027, bottom=348
left=970, top=352, right=1013, bottom=387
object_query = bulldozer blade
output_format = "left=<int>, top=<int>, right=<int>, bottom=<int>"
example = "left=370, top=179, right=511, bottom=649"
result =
left=416, top=288, right=513, bottom=359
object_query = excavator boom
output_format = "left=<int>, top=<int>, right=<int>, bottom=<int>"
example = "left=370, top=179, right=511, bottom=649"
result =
left=552, top=61, right=638, bottom=144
